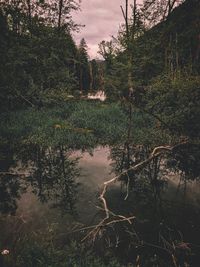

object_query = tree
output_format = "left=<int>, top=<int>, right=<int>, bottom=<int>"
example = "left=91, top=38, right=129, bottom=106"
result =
left=142, top=0, right=185, bottom=26
left=77, top=38, right=90, bottom=93
left=0, top=0, right=80, bottom=110
left=94, top=1, right=200, bottom=244
left=89, top=59, right=101, bottom=91
left=98, top=40, right=116, bottom=72
left=45, top=0, right=80, bottom=31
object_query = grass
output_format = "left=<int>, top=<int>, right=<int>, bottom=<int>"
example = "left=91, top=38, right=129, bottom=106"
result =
left=0, top=101, right=127, bottom=149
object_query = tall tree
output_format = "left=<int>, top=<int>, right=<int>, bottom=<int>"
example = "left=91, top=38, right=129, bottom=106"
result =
left=77, top=38, right=90, bottom=93
left=90, top=59, right=101, bottom=91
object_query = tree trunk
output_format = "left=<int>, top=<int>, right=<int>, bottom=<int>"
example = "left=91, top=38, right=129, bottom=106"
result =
left=89, top=62, right=93, bottom=92
left=58, top=0, right=63, bottom=29
left=26, top=0, right=32, bottom=31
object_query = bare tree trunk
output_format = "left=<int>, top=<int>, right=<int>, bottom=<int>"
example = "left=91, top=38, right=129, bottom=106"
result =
left=120, top=0, right=138, bottom=167
left=195, top=34, right=200, bottom=61
left=26, top=0, right=32, bottom=30
left=80, top=68, right=83, bottom=93
left=98, top=64, right=104, bottom=91
left=121, top=0, right=129, bottom=40
left=125, top=0, right=129, bottom=38
left=163, top=0, right=178, bottom=19
left=89, top=62, right=93, bottom=92
left=175, top=32, right=180, bottom=77
left=168, top=0, right=177, bottom=17
left=58, top=0, right=63, bottom=29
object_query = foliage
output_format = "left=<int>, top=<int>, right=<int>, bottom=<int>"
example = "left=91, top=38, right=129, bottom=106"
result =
left=0, top=0, right=95, bottom=111
left=0, top=212, right=123, bottom=267
left=0, top=0, right=200, bottom=266
left=101, top=0, right=200, bottom=98
left=142, top=0, right=185, bottom=25
left=144, top=74, right=200, bottom=139
left=0, top=101, right=128, bottom=148
left=15, top=240, right=122, bottom=267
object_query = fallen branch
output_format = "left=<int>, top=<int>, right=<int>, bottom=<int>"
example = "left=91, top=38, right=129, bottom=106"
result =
left=85, top=142, right=188, bottom=241
left=99, top=142, right=187, bottom=227
left=99, top=145, right=169, bottom=216
left=81, top=214, right=135, bottom=242
left=81, top=142, right=188, bottom=242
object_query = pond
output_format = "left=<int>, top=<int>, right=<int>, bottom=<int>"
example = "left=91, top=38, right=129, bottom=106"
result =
left=15, top=146, right=113, bottom=226
left=0, top=143, right=200, bottom=266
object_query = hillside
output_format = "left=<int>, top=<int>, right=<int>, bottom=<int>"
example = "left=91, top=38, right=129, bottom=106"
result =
left=132, top=0, right=200, bottom=84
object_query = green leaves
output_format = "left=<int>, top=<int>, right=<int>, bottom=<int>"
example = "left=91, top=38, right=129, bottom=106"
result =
left=145, top=75, right=200, bottom=139
left=0, top=2, right=80, bottom=111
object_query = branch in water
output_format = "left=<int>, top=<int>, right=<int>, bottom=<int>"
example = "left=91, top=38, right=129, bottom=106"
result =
left=100, top=141, right=187, bottom=211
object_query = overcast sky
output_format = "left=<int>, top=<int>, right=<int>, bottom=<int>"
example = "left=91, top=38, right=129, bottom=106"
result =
left=72, top=0, right=127, bottom=59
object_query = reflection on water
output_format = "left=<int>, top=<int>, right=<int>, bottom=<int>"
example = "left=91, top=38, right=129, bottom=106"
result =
left=16, top=146, right=114, bottom=225
left=0, top=145, right=79, bottom=216
left=107, top=143, right=200, bottom=265
left=0, top=143, right=200, bottom=265
left=0, top=146, right=114, bottom=224
left=72, top=147, right=114, bottom=224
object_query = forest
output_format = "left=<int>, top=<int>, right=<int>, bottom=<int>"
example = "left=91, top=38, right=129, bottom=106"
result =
left=0, top=0, right=200, bottom=266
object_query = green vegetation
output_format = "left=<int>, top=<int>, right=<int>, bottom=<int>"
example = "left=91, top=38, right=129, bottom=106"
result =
left=0, top=0, right=102, bottom=111
left=0, top=0, right=200, bottom=266
left=0, top=101, right=128, bottom=147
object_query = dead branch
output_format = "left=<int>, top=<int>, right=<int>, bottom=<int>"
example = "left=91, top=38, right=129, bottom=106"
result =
left=81, top=215, right=135, bottom=242
left=80, top=142, right=187, bottom=243
left=120, top=5, right=126, bottom=22
left=15, top=89, right=35, bottom=107
left=124, top=172, right=130, bottom=200
left=97, top=142, right=187, bottom=225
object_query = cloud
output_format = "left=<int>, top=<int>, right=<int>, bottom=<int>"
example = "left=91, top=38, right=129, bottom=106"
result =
left=72, top=0, right=125, bottom=59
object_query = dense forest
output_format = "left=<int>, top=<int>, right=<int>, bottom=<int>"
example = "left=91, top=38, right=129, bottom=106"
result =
left=0, top=0, right=102, bottom=110
left=0, top=0, right=200, bottom=266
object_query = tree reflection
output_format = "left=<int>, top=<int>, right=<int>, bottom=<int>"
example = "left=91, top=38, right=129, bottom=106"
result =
left=0, top=144, right=26, bottom=215
left=110, top=143, right=168, bottom=215
left=168, top=142, right=200, bottom=180
left=102, top=142, right=200, bottom=265
left=0, top=144, right=79, bottom=215
left=28, top=145, right=79, bottom=213
left=110, top=142, right=200, bottom=213
left=0, top=173, right=26, bottom=215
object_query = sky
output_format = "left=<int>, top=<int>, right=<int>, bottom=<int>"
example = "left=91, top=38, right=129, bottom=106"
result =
left=72, top=0, right=127, bottom=59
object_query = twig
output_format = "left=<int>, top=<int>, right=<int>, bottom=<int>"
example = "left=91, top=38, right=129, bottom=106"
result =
left=124, top=172, right=130, bottom=200
left=81, top=215, right=135, bottom=242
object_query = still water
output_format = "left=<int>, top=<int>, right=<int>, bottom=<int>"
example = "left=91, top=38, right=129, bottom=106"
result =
left=0, top=145, right=200, bottom=265
left=16, top=147, right=113, bottom=225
